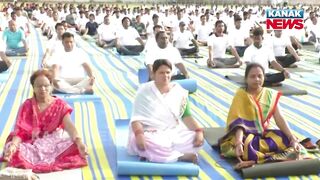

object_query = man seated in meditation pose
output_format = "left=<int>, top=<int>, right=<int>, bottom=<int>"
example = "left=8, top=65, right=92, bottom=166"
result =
left=115, top=17, right=145, bottom=55
left=272, top=30, right=301, bottom=68
left=173, top=21, right=199, bottom=57
left=219, top=63, right=302, bottom=169
left=96, top=15, right=117, bottom=48
left=127, top=59, right=204, bottom=163
left=2, top=69, right=88, bottom=172
left=207, top=20, right=242, bottom=68
left=145, top=31, right=189, bottom=81
left=243, top=27, right=290, bottom=86
left=51, top=32, right=95, bottom=94
left=41, top=22, right=65, bottom=68
left=3, top=20, right=28, bottom=56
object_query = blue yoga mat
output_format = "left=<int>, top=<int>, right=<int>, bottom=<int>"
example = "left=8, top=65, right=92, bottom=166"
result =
left=116, top=119, right=199, bottom=176
left=138, top=68, right=197, bottom=93
left=0, top=72, right=9, bottom=82
left=55, top=94, right=101, bottom=102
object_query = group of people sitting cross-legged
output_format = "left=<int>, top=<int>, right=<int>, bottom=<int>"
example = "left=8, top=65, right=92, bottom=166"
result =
left=1, top=2, right=317, bottom=176
left=127, top=59, right=304, bottom=166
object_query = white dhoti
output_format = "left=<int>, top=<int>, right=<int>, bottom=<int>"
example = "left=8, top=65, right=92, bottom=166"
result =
left=55, top=77, right=91, bottom=94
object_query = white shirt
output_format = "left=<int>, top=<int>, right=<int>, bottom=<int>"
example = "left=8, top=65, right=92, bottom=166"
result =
left=208, top=34, right=231, bottom=58
left=97, top=23, right=116, bottom=41
left=243, top=44, right=275, bottom=73
left=173, top=30, right=194, bottom=49
left=229, top=27, right=249, bottom=47
left=52, top=48, right=89, bottom=79
left=195, top=23, right=211, bottom=42
left=117, top=27, right=140, bottom=46
left=16, top=15, right=28, bottom=31
left=145, top=44, right=183, bottom=75
left=272, top=35, right=291, bottom=56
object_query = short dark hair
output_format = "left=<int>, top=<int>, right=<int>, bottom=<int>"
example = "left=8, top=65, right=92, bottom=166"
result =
left=121, top=16, right=131, bottom=24
left=30, top=69, right=53, bottom=87
left=153, top=25, right=162, bottom=31
left=55, top=22, right=64, bottom=30
left=252, top=27, right=264, bottom=36
left=152, top=14, right=159, bottom=20
left=155, top=31, right=166, bottom=41
left=153, top=59, right=172, bottom=73
left=215, top=20, right=224, bottom=27
left=62, top=32, right=74, bottom=40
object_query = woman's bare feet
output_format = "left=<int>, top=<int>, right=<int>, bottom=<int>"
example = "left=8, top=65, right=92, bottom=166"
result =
left=234, top=160, right=255, bottom=170
left=178, top=153, right=198, bottom=164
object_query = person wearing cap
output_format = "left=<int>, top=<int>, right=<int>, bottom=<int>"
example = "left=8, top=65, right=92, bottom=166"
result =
left=228, top=15, right=252, bottom=57
left=173, top=21, right=199, bottom=57
left=207, top=20, right=241, bottom=68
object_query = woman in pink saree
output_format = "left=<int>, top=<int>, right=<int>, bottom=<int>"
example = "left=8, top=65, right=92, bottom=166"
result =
left=2, top=69, right=88, bottom=173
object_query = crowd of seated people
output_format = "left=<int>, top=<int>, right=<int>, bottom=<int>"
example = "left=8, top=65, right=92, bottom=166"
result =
left=0, top=1, right=319, bottom=176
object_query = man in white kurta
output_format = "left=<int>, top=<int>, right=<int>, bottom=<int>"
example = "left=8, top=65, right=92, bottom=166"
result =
left=51, top=32, right=95, bottom=94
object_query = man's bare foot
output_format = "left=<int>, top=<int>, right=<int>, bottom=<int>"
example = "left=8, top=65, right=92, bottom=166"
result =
left=178, top=153, right=198, bottom=164
left=84, top=87, right=94, bottom=94
left=289, top=63, right=298, bottom=68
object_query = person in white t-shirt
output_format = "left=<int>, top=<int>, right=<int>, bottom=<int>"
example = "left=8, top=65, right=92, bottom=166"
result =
left=145, top=31, right=189, bottom=81
left=207, top=20, right=241, bottom=68
left=173, top=21, right=199, bottom=56
left=243, top=27, right=289, bottom=86
left=15, top=7, right=30, bottom=34
left=41, top=22, right=65, bottom=68
left=96, top=15, right=117, bottom=48
left=272, top=30, right=300, bottom=68
left=228, top=16, right=252, bottom=57
left=144, top=25, right=163, bottom=53
left=115, top=17, right=145, bottom=56
left=195, top=14, right=211, bottom=46
left=51, top=32, right=95, bottom=94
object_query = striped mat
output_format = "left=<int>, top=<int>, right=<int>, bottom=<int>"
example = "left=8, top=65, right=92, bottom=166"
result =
left=0, top=27, right=319, bottom=180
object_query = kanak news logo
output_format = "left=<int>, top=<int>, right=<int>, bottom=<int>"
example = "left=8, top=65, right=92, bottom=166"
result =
left=266, top=9, right=304, bottom=30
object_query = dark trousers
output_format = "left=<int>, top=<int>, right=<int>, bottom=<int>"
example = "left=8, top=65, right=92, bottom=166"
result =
left=0, top=61, right=9, bottom=73
left=275, top=54, right=296, bottom=67
left=235, top=46, right=248, bottom=57
left=263, top=72, right=285, bottom=87
left=178, top=46, right=198, bottom=56
left=117, top=45, right=144, bottom=55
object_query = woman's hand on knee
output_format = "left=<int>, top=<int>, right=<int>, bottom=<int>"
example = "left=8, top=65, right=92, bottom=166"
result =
left=235, top=141, right=244, bottom=159
left=193, top=131, right=204, bottom=147
left=4, top=143, right=18, bottom=161
left=136, top=134, right=146, bottom=151
left=77, top=142, right=89, bottom=157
